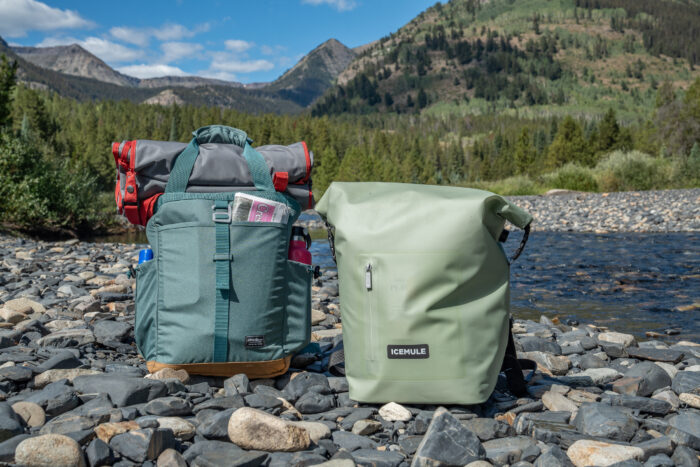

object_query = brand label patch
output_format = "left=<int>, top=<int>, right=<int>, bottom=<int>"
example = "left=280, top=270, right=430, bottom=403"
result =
left=245, top=336, right=265, bottom=348
left=387, top=344, right=429, bottom=359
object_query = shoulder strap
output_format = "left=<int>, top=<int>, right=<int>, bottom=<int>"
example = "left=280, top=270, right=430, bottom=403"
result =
left=500, top=319, right=536, bottom=396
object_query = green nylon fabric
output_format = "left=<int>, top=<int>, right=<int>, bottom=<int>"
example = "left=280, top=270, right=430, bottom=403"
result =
left=135, top=198, right=312, bottom=365
left=315, top=182, right=532, bottom=405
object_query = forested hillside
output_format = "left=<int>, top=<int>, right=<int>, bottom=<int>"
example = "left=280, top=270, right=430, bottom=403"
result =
left=0, top=0, right=699, bottom=236
left=313, top=0, right=700, bottom=120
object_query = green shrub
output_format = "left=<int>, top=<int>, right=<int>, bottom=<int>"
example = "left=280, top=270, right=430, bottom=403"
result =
left=594, top=150, right=670, bottom=191
left=0, top=132, right=105, bottom=235
left=468, top=175, right=543, bottom=195
left=542, top=163, right=599, bottom=191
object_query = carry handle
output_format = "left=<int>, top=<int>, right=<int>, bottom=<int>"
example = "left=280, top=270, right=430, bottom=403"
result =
left=508, top=223, right=530, bottom=263
left=165, top=125, right=275, bottom=194
left=495, top=199, right=532, bottom=264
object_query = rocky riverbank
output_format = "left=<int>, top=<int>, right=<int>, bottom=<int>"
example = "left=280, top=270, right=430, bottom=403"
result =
left=1, top=236, right=699, bottom=466
left=300, top=188, right=700, bottom=233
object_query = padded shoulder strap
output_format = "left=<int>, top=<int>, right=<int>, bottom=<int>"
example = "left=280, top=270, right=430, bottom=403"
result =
left=500, top=321, right=536, bottom=396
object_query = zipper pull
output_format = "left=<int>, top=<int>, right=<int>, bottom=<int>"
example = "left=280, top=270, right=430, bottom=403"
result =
left=365, top=263, right=372, bottom=290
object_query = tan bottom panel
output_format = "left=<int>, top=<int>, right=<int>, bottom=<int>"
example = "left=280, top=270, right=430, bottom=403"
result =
left=146, top=355, right=292, bottom=379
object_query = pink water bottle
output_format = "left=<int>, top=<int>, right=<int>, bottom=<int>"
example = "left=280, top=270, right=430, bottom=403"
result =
left=288, top=226, right=312, bottom=265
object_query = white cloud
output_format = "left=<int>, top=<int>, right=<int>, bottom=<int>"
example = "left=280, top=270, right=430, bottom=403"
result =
left=198, top=70, right=238, bottom=82
left=224, top=39, right=253, bottom=53
left=210, top=58, right=275, bottom=73
left=301, top=0, right=357, bottom=12
left=161, top=41, right=203, bottom=63
left=152, top=22, right=209, bottom=41
left=117, top=64, right=189, bottom=79
left=109, top=26, right=150, bottom=47
left=35, top=35, right=143, bottom=63
left=0, top=0, right=94, bottom=37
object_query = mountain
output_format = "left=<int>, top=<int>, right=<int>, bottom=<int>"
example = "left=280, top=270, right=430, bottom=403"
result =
left=12, top=44, right=138, bottom=87
left=1, top=37, right=355, bottom=114
left=312, top=0, right=700, bottom=120
left=265, top=39, right=356, bottom=106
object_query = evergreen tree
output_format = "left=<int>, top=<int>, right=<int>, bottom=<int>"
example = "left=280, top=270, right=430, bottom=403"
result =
left=514, top=128, right=536, bottom=175
left=594, top=108, right=621, bottom=154
left=417, top=88, right=428, bottom=109
left=0, top=54, right=18, bottom=128
left=547, top=116, right=590, bottom=167
left=336, top=146, right=374, bottom=182
left=314, top=146, right=340, bottom=197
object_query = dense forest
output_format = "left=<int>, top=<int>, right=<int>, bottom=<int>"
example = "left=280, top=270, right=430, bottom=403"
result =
left=0, top=49, right=699, bottom=236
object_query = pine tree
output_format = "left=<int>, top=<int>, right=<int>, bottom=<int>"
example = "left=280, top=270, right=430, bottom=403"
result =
left=514, top=128, right=536, bottom=175
left=547, top=116, right=590, bottom=168
left=594, top=108, right=621, bottom=154
left=417, top=88, right=428, bottom=109
left=336, top=146, right=374, bottom=182
left=314, top=146, right=340, bottom=196
left=0, top=54, right=18, bottom=128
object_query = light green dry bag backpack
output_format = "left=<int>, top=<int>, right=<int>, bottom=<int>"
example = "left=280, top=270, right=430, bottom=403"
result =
left=316, top=182, right=533, bottom=404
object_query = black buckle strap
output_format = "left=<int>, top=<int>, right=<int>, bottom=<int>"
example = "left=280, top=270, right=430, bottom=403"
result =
left=326, top=221, right=337, bottom=264
left=508, top=223, right=530, bottom=264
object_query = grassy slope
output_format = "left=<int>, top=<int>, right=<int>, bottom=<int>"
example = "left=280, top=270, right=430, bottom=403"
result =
left=332, top=0, right=700, bottom=122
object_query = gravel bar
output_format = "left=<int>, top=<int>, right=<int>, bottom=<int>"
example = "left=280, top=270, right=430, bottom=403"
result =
left=0, top=235, right=699, bottom=466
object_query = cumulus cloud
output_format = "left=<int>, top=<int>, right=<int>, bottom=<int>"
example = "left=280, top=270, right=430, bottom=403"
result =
left=117, top=64, right=189, bottom=79
left=224, top=39, right=253, bottom=53
left=0, top=0, right=94, bottom=37
left=197, top=70, right=238, bottom=82
left=301, top=0, right=357, bottom=12
left=152, top=22, right=210, bottom=41
left=209, top=58, right=275, bottom=73
left=36, top=36, right=143, bottom=63
left=109, top=26, right=150, bottom=47
left=260, top=44, right=286, bottom=56
left=161, top=41, right=203, bottom=63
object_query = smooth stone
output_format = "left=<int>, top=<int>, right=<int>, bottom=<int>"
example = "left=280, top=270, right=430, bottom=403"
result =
left=618, top=362, right=672, bottom=397
left=0, top=402, right=24, bottom=442
left=339, top=408, right=376, bottom=430
left=598, top=332, right=636, bottom=348
left=34, top=368, right=101, bottom=388
left=672, top=372, right=700, bottom=395
left=227, top=407, right=310, bottom=452
left=146, top=368, right=190, bottom=384
left=666, top=413, right=700, bottom=449
left=95, top=421, right=140, bottom=443
left=192, top=395, right=245, bottom=413
left=634, top=436, right=674, bottom=460
left=157, top=448, right=187, bottom=467
left=534, top=445, right=574, bottom=467
left=626, top=347, right=684, bottom=364
left=671, top=445, right=699, bottom=467
left=86, top=438, right=114, bottom=467
left=224, top=374, right=251, bottom=395
left=0, top=365, right=32, bottom=382
left=11, top=401, right=45, bottom=427
left=109, top=428, right=175, bottom=463
left=351, top=448, right=404, bottom=467
left=291, top=421, right=331, bottom=443
left=580, top=354, right=608, bottom=369
left=294, top=392, right=335, bottom=414
left=37, top=328, right=95, bottom=347
left=92, top=320, right=131, bottom=343
left=283, top=373, right=330, bottom=402
left=379, top=402, right=412, bottom=422
left=520, top=351, right=571, bottom=375
left=643, top=453, right=675, bottom=467
left=679, top=393, right=700, bottom=408
left=197, top=408, right=235, bottom=439
left=542, top=391, right=578, bottom=415
left=328, top=377, right=349, bottom=393
left=15, top=434, right=85, bottom=467
left=157, top=417, right=195, bottom=441
left=412, top=407, right=486, bottom=466
left=518, top=337, right=562, bottom=355
left=600, top=394, right=672, bottom=415
left=331, top=431, right=377, bottom=451
left=652, top=390, right=681, bottom=411
left=573, top=403, right=638, bottom=442
left=144, top=397, right=191, bottom=416
left=567, top=440, right=643, bottom=467
left=577, top=367, right=622, bottom=384
left=461, top=418, right=513, bottom=441
left=0, top=309, right=25, bottom=324
left=3, top=298, right=45, bottom=314
left=35, top=351, right=82, bottom=372
left=482, top=436, right=540, bottom=465
left=72, top=375, right=167, bottom=406
left=192, top=449, right=268, bottom=467
left=352, top=419, right=382, bottom=436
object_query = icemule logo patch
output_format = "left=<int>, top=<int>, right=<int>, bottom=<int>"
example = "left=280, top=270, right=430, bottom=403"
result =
left=245, top=336, right=265, bottom=348
left=387, top=344, right=429, bottom=359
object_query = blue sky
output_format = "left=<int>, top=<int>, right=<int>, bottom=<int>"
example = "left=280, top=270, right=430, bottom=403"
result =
left=0, top=0, right=436, bottom=83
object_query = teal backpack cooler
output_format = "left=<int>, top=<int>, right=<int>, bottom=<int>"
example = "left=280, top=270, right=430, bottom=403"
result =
left=133, top=125, right=312, bottom=378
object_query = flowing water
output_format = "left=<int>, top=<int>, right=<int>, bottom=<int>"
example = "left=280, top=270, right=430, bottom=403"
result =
left=97, top=228, right=700, bottom=341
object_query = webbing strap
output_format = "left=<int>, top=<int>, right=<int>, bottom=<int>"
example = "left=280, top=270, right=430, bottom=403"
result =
left=213, top=199, right=230, bottom=362
left=242, top=142, right=276, bottom=193
left=164, top=138, right=199, bottom=194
